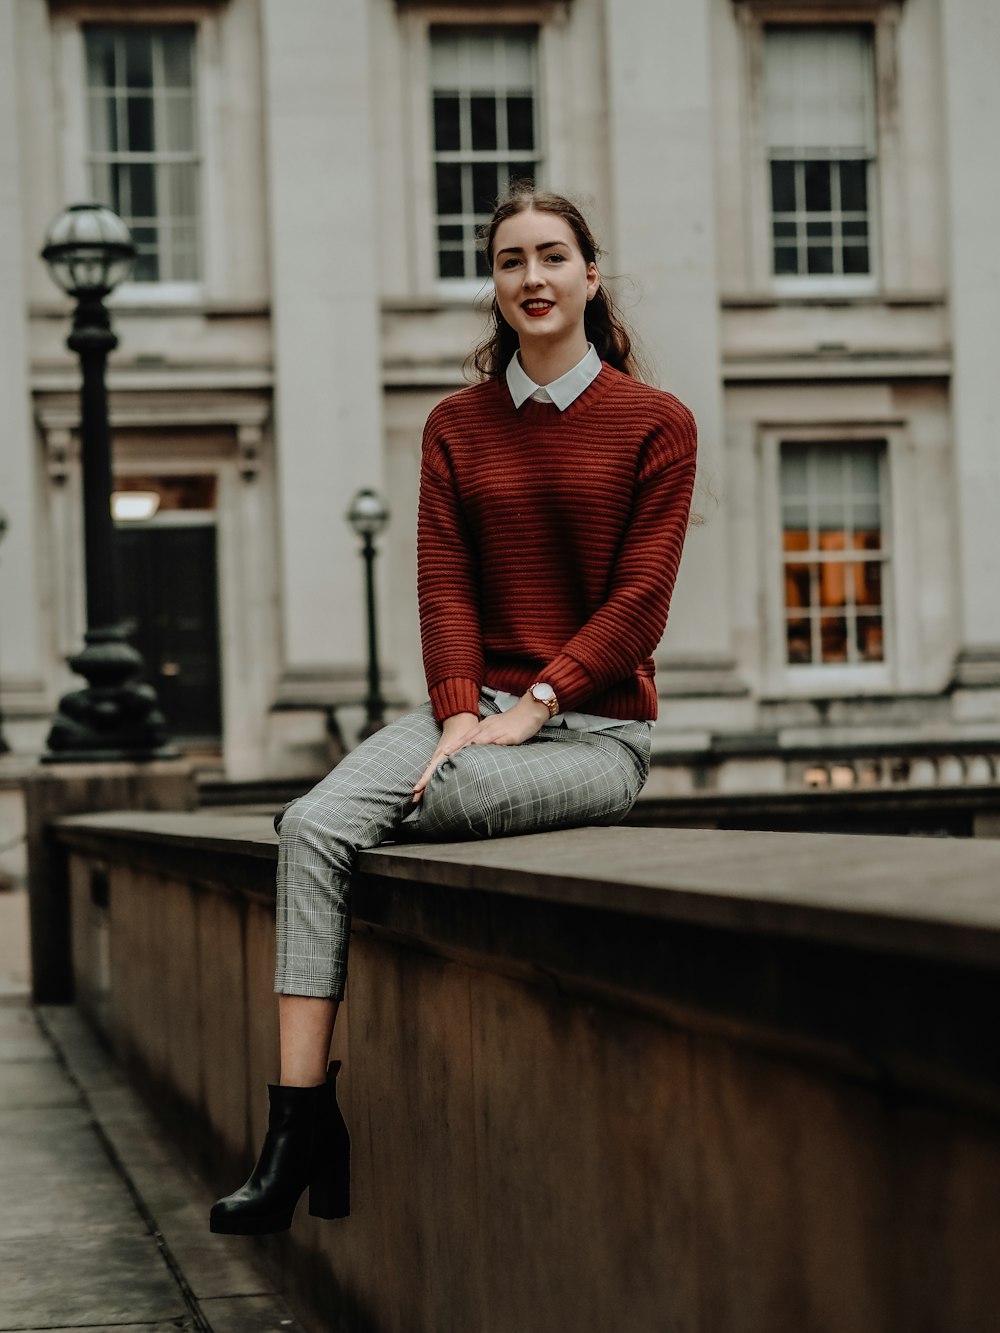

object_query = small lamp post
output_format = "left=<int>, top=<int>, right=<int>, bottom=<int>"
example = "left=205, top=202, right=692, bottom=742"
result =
left=40, top=203, right=171, bottom=760
left=0, top=509, right=10, bottom=756
left=346, top=488, right=390, bottom=741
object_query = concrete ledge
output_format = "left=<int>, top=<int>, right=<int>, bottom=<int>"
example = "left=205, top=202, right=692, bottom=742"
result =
left=56, top=811, right=1000, bottom=964
left=50, top=811, right=1000, bottom=1333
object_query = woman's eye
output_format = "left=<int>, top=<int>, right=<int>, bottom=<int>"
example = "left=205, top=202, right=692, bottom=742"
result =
left=500, top=257, right=521, bottom=269
left=546, top=253, right=566, bottom=262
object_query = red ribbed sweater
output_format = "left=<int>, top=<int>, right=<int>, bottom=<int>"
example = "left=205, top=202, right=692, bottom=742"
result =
left=417, top=363, right=697, bottom=723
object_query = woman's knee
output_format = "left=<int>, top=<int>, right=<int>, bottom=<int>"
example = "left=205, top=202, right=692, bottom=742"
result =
left=276, top=795, right=355, bottom=869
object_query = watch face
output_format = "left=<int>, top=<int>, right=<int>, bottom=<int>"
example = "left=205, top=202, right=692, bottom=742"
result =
left=531, top=683, right=555, bottom=703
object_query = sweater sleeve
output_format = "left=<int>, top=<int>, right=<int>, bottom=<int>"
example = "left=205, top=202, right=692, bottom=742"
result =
left=541, top=410, right=697, bottom=711
left=417, top=417, right=485, bottom=721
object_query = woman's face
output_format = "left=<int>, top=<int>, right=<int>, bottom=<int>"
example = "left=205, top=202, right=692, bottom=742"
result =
left=491, top=208, right=600, bottom=352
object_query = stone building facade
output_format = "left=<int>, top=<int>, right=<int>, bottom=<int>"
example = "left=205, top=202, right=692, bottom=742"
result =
left=0, top=0, right=997, bottom=791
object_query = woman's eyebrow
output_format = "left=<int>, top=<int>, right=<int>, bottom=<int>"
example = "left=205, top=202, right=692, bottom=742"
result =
left=495, top=240, right=570, bottom=257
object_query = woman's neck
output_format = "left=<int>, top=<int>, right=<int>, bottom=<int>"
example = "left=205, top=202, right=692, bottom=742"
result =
left=517, top=334, right=589, bottom=387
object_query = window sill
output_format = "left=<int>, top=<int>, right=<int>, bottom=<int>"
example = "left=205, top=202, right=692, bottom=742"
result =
left=770, top=665, right=894, bottom=698
left=722, top=291, right=946, bottom=309
left=108, top=282, right=205, bottom=308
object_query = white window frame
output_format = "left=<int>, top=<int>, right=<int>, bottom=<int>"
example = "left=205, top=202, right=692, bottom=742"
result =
left=763, top=24, right=879, bottom=296
left=738, top=6, right=907, bottom=299
left=758, top=421, right=917, bottom=697
left=397, top=8, right=554, bottom=302
left=84, top=24, right=202, bottom=287
left=56, top=15, right=222, bottom=305
left=429, top=25, right=541, bottom=287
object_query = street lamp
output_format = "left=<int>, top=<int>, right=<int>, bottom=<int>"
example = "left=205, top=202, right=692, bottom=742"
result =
left=40, top=203, right=172, bottom=760
left=346, top=488, right=390, bottom=742
left=0, top=509, right=10, bottom=755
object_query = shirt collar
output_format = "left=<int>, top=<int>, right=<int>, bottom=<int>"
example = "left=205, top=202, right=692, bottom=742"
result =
left=505, top=343, right=602, bottom=411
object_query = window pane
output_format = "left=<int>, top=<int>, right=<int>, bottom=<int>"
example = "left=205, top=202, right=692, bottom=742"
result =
left=124, top=31, right=154, bottom=89
left=438, top=249, right=465, bottom=279
left=507, top=96, right=534, bottom=150
left=784, top=563, right=814, bottom=609
left=131, top=227, right=160, bottom=282
left=843, top=245, right=870, bottom=274
left=853, top=514, right=881, bottom=547
left=773, top=245, right=799, bottom=275
left=126, top=95, right=154, bottom=152
left=806, top=221, right=833, bottom=239
left=475, top=249, right=491, bottom=278
left=856, top=615, right=884, bottom=661
left=840, top=160, right=868, bottom=211
left=165, top=95, right=196, bottom=152
left=162, top=29, right=194, bottom=88
left=437, top=224, right=463, bottom=243
left=770, top=161, right=796, bottom=213
left=786, top=618, right=813, bottom=664
left=89, top=161, right=115, bottom=212
left=773, top=221, right=797, bottom=240
left=470, top=96, right=497, bottom=151
left=858, top=560, right=882, bottom=606
left=804, top=160, right=831, bottom=212
left=842, top=219, right=868, bottom=239
left=820, top=616, right=849, bottom=663
left=166, top=162, right=198, bottom=220
left=86, top=29, right=117, bottom=89
left=807, top=245, right=834, bottom=274
left=128, top=163, right=158, bottom=219
left=88, top=92, right=117, bottom=154
left=472, top=161, right=499, bottom=214
left=435, top=162, right=463, bottom=215
left=434, top=95, right=461, bottom=152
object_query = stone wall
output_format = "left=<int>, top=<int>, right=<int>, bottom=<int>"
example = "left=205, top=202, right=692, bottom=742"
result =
left=53, top=812, right=1000, bottom=1333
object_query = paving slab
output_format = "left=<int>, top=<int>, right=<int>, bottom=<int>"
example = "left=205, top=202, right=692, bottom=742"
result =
left=200, top=1295, right=303, bottom=1332
left=0, top=1230, right=188, bottom=1327
left=0, top=992, right=303, bottom=1333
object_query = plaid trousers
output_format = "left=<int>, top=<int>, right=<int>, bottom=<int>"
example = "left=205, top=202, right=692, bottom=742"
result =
left=273, top=695, right=651, bottom=999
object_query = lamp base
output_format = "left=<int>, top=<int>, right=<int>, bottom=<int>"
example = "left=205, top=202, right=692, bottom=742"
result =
left=45, top=624, right=175, bottom=762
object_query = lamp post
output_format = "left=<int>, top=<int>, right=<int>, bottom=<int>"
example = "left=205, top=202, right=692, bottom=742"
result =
left=40, top=203, right=171, bottom=760
left=346, top=488, right=390, bottom=741
left=0, top=509, right=9, bottom=756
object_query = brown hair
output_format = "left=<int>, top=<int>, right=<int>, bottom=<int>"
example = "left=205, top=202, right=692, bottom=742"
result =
left=469, top=185, right=641, bottom=382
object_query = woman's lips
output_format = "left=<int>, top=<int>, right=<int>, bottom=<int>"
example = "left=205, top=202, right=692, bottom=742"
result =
left=522, top=300, right=554, bottom=317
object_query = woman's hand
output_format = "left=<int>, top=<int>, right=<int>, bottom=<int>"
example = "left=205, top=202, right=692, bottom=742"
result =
left=466, top=696, right=549, bottom=747
left=412, top=712, right=480, bottom=803
left=412, top=697, right=551, bottom=803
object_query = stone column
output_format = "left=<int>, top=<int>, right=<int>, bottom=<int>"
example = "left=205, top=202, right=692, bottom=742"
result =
left=603, top=0, right=746, bottom=721
left=261, top=0, right=385, bottom=700
left=0, top=1, right=47, bottom=747
left=941, top=0, right=1000, bottom=715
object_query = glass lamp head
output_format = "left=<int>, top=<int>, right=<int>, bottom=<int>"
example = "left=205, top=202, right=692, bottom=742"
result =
left=347, top=488, right=390, bottom=539
left=41, top=203, right=137, bottom=298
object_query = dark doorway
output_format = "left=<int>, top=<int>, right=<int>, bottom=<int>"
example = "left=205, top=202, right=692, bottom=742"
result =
left=115, top=523, right=223, bottom=739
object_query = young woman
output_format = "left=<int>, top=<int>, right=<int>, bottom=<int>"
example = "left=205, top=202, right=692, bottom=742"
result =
left=210, top=187, right=697, bottom=1235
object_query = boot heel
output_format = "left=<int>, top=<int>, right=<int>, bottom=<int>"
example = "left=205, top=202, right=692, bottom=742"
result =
left=309, top=1060, right=351, bottom=1219
left=309, top=1153, right=350, bottom=1219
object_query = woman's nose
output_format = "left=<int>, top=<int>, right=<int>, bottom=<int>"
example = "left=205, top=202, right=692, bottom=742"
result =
left=522, top=263, right=545, bottom=288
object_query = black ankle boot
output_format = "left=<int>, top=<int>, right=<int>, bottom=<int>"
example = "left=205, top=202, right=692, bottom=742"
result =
left=209, top=1061, right=350, bottom=1235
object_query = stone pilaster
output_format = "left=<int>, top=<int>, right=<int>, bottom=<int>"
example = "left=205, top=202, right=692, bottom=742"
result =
left=941, top=0, right=1000, bottom=712
left=603, top=0, right=746, bottom=721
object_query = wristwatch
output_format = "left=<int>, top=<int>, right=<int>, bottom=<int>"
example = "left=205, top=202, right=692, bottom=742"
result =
left=528, top=682, right=559, bottom=718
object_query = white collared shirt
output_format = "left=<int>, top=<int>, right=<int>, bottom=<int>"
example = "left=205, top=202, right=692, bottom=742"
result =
left=488, top=343, right=641, bottom=732
left=505, top=343, right=603, bottom=411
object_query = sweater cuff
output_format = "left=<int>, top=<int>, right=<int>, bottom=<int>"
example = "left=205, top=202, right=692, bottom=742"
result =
left=540, top=655, right=598, bottom=713
left=429, top=677, right=482, bottom=722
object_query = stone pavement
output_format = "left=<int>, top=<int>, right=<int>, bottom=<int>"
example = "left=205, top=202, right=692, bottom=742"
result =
left=0, top=886, right=305, bottom=1333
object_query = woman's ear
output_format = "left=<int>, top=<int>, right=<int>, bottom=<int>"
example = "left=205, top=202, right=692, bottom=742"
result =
left=586, top=264, right=601, bottom=300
